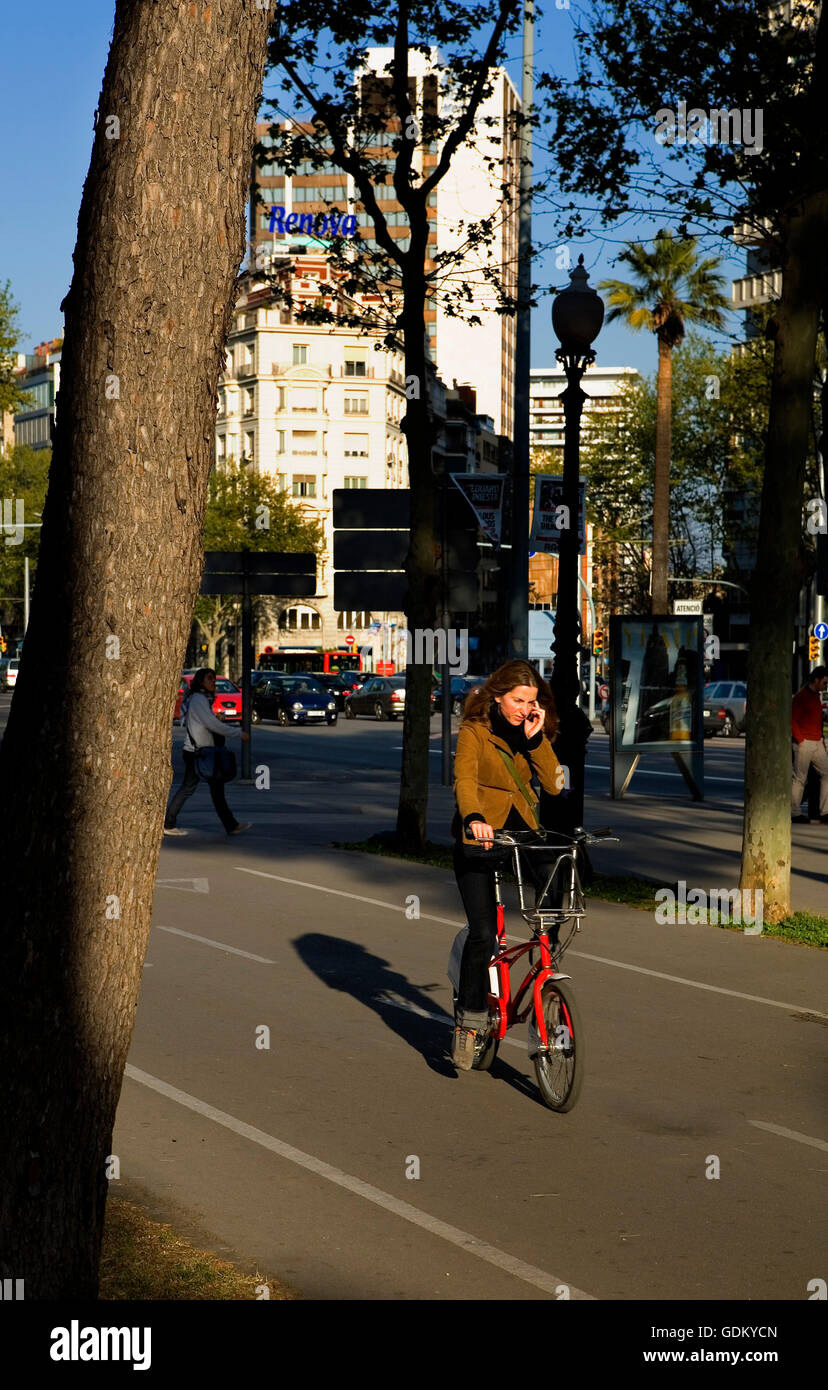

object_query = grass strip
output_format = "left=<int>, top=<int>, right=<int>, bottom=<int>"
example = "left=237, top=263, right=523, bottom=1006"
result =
left=99, top=1196, right=297, bottom=1300
left=336, top=837, right=828, bottom=948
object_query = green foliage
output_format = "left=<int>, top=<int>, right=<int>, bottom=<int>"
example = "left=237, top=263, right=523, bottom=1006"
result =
left=195, top=462, right=323, bottom=651
left=582, top=333, right=772, bottom=601
left=600, top=231, right=728, bottom=349
left=0, top=445, right=50, bottom=633
left=0, top=283, right=31, bottom=417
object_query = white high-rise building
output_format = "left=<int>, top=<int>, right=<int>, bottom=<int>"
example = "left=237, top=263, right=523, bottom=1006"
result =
left=253, top=46, right=520, bottom=439
left=217, top=260, right=408, bottom=661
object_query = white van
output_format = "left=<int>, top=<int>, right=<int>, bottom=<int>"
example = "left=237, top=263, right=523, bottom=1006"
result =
left=2, top=658, right=19, bottom=689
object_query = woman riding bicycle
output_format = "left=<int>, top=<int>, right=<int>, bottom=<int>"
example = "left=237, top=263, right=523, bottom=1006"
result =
left=451, top=660, right=564, bottom=1070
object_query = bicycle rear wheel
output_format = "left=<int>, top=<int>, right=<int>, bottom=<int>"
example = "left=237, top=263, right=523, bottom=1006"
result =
left=532, top=980, right=584, bottom=1111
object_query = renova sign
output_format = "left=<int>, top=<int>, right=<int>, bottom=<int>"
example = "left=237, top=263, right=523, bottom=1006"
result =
left=268, top=206, right=358, bottom=238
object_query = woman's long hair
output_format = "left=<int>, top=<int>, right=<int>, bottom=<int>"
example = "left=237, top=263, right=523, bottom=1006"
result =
left=462, top=660, right=558, bottom=741
left=189, top=668, right=216, bottom=697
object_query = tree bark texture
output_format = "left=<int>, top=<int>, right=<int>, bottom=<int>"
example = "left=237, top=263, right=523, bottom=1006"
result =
left=650, top=336, right=672, bottom=614
left=0, top=0, right=274, bottom=1296
left=740, top=192, right=828, bottom=920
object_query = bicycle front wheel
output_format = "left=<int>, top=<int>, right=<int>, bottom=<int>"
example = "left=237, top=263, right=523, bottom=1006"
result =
left=532, top=980, right=584, bottom=1111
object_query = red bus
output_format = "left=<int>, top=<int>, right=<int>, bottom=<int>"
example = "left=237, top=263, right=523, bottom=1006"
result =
left=257, top=647, right=364, bottom=675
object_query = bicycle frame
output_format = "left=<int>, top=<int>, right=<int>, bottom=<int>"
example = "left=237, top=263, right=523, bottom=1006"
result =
left=486, top=842, right=586, bottom=1048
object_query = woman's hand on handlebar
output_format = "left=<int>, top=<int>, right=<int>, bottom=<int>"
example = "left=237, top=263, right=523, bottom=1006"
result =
left=470, top=821, right=496, bottom=850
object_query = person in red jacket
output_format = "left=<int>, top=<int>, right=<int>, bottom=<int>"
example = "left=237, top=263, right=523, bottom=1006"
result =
left=792, top=666, right=828, bottom=823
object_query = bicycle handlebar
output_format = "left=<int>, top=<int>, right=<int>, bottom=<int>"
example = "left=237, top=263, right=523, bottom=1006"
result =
left=490, top=826, right=619, bottom=849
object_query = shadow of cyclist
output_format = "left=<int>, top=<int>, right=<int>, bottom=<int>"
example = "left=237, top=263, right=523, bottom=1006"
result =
left=292, top=932, right=457, bottom=1076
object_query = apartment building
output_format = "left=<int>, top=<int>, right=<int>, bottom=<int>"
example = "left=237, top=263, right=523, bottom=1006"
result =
left=251, top=46, right=520, bottom=438
left=530, top=364, right=641, bottom=455
left=218, top=259, right=408, bottom=655
left=13, top=340, right=62, bottom=450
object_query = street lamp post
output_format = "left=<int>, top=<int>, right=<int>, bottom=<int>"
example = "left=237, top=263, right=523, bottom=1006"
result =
left=543, top=256, right=604, bottom=833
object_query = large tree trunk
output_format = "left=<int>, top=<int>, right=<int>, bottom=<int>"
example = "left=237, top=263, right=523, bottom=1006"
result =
left=740, top=192, right=828, bottom=920
left=651, top=336, right=672, bottom=614
left=396, top=257, right=439, bottom=853
left=0, top=0, right=274, bottom=1297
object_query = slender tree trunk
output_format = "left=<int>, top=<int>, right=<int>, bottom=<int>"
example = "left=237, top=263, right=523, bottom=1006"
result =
left=0, top=0, right=274, bottom=1297
left=651, top=336, right=672, bottom=613
left=396, top=257, right=438, bottom=853
left=740, top=192, right=828, bottom=920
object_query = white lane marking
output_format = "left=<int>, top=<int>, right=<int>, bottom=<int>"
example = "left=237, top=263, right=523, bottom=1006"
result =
left=584, top=764, right=742, bottom=784
left=155, top=924, right=276, bottom=964
left=748, top=1121, right=828, bottom=1153
left=157, top=877, right=210, bottom=893
left=374, top=991, right=526, bottom=1054
left=234, top=867, right=828, bottom=1019
left=567, top=950, right=828, bottom=1019
left=124, top=1064, right=592, bottom=1299
left=236, top=866, right=461, bottom=927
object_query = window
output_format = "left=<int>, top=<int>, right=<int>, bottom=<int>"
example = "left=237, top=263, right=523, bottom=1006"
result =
left=292, top=431, right=318, bottom=454
left=241, top=342, right=255, bottom=374
left=243, top=389, right=254, bottom=415
left=244, top=432, right=255, bottom=462
left=291, top=183, right=348, bottom=202
left=216, top=434, right=226, bottom=459
left=292, top=344, right=309, bottom=365
left=344, top=434, right=369, bottom=458
left=282, top=605, right=321, bottom=630
left=292, top=388, right=317, bottom=412
left=344, top=394, right=369, bottom=414
left=344, top=476, right=368, bottom=489
left=344, top=349, right=367, bottom=377
left=292, top=474, right=316, bottom=497
left=276, top=473, right=288, bottom=492
left=276, top=430, right=286, bottom=454
left=337, top=611, right=372, bottom=629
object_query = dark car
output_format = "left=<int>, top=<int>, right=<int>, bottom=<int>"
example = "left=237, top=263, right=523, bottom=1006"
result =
left=433, top=674, right=487, bottom=716
left=703, top=681, right=747, bottom=737
left=252, top=674, right=338, bottom=726
left=344, top=673, right=435, bottom=721
left=316, top=671, right=364, bottom=710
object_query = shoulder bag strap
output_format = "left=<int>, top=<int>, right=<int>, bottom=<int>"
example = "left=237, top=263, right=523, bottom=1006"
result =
left=494, top=745, right=540, bottom=829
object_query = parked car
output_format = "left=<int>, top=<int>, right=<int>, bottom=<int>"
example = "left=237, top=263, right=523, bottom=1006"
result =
left=174, top=673, right=242, bottom=722
left=433, top=674, right=487, bottom=715
left=0, top=658, right=20, bottom=690
left=344, top=673, right=435, bottom=721
left=703, top=680, right=747, bottom=737
left=252, top=674, right=337, bottom=726
left=316, top=671, right=364, bottom=710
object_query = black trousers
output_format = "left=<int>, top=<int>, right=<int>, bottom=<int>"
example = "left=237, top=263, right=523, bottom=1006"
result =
left=165, top=750, right=238, bottom=833
left=453, top=838, right=564, bottom=1013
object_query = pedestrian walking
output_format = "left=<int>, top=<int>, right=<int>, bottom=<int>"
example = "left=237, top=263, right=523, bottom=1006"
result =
left=164, top=668, right=251, bottom=837
left=791, top=665, right=828, bottom=824
left=449, top=660, right=565, bottom=1070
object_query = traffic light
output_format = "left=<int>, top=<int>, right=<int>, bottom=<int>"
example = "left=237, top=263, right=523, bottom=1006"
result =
left=809, top=635, right=821, bottom=661
left=593, top=629, right=604, bottom=658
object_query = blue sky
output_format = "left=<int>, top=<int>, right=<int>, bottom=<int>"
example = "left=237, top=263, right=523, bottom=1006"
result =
left=1, top=1, right=744, bottom=382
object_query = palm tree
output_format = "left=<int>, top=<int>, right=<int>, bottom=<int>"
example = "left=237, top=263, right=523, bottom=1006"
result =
left=600, top=232, right=728, bottom=613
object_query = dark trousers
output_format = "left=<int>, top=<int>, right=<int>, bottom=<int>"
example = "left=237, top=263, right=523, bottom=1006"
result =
left=165, top=750, right=238, bottom=833
left=453, top=838, right=565, bottom=1014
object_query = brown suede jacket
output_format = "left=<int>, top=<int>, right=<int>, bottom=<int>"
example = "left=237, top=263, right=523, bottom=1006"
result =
left=452, top=717, right=564, bottom=843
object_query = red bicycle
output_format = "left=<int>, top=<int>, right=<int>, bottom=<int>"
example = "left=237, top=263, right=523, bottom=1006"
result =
left=450, top=826, right=618, bottom=1111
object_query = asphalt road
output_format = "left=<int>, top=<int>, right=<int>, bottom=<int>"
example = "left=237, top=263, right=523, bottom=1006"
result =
left=2, top=695, right=826, bottom=1300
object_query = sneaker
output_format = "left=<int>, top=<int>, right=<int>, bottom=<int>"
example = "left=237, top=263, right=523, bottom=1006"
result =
left=451, top=1027, right=478, bottom=1071
left=228, top=822, right=252, bottom=836
left=163, top=827, right=188, bottom=836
